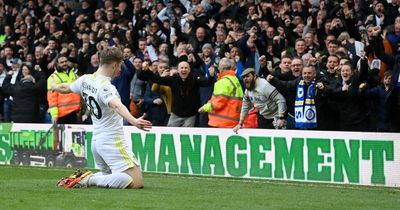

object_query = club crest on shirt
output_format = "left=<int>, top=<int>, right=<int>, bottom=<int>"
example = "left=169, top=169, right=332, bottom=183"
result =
left=100, top=86, right=110, bottom=94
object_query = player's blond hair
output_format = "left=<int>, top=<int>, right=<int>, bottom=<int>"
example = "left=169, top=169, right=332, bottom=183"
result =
left=99, top=46, right=123, bottom=66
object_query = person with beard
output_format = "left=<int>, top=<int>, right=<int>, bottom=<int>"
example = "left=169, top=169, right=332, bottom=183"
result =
left=87, top=53, right=100, bottom=74
left=47, top=55, right=81, bottom=124
left=233, top=68, right=286, bottom=133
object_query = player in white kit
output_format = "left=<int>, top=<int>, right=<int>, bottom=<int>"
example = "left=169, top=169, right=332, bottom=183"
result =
left=53, top=46, right=152, bottom=189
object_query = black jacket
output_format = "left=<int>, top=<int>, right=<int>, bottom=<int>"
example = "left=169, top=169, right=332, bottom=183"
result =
left=328, top=74, right=370, bottom=128
left=372, top=36, right=400, bottom=124
left=270, top=77, right=331, bottom=130
left=2, top=74, right=46, bottom=123
left=139, top=70, right=216, bottom=117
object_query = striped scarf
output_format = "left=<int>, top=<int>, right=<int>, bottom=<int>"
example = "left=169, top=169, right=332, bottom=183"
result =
left=295, top=79, right=317, bottom=128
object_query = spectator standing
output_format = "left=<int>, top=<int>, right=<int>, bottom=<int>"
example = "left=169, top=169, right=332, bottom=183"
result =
left=151, top=66, right=175, bottom=126
left=2, top=65, right=46, bottom=123
left=233, top=68, right=286, bottom=133
left=130, top=57, right=147, bottom=118
left=140, top=61, right=216, bottom=127
left=267, top=66, right=330, bottom=130
left=112, top=58, right=135, bottom=111
left=143, top=61, right=169, bottom=126
left=198, top=57, right=243, bottom=128
left=198, top=43, right=216, bottom=127
left=188, top=27, right=211, bottom=54
left=359, top=71, right=393, bottom=132
left=47, top=55, right=80, bottom=124
left=2, top=58, right=23, bottom=122
left=329, top=63, right=370, bottom=131
left=372, top=31, right=400, bottom=132
left=0, top=63, right=6, bottom=121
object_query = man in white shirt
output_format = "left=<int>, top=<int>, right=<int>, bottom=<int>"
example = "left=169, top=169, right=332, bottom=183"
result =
left=52, top=46, right=152, bottom=189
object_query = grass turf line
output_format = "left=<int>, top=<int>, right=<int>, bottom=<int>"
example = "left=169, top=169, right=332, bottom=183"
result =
left=0, top=166, right=399, bottom=210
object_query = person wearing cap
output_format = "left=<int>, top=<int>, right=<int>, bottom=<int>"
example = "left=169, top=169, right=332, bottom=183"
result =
left=233, top=68, right=287, bottom=133
left=198, top=57, right=243, bottom=128
left=198, top=42, right=216, bottom=127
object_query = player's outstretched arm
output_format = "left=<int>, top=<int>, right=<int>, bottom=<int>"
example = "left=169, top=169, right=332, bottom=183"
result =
left=108, top=98, right=152, bottom=131
left=51, top=82, right=73, bottom=94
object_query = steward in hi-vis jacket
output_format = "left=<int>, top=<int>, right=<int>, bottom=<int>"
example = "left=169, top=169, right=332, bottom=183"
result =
left=199, top=58, right=244, bottom=128
left=47, top=56, right=80, bottom=124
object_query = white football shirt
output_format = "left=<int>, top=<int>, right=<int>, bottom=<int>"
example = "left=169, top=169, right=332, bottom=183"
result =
left=70, top=73, right=123, bottom=137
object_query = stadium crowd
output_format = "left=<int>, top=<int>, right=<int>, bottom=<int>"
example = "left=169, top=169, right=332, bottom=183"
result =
left=0, top=0, right=399, bottom=132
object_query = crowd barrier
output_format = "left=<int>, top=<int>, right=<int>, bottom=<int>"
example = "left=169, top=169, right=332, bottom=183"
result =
left=0, top=123, right=399, bottom=187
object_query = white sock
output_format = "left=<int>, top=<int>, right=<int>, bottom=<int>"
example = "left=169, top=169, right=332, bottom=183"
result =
left=88, top=173, right=133, bottom=189
left=92, top=171, right=110, bottom=176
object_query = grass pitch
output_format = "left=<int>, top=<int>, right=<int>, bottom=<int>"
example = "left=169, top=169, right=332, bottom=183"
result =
left=0, top=166, right=399, bottom=210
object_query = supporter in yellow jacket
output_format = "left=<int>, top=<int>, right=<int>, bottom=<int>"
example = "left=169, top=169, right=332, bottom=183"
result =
left=151, top=83, right=172, bottom=114
left=199, top=58, right=244, bottom=128
left=47, top=56, right=80, bottom=124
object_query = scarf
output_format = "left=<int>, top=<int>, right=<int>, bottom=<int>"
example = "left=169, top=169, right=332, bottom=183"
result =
left=396, top=74, right=400, bottom=89
left=295, top=79, right=317, bottom=128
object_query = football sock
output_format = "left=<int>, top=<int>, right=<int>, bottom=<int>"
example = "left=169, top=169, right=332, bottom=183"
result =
left=92, top=171, right=110, bottom=176
left=88, top=173, right=133, bottom=189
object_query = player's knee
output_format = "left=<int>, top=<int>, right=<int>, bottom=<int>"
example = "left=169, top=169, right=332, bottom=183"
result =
left=127, top=180, right=144, bottom=189
left=124, top=166, right=144, bottom=189
left=125, top=175, right=143, bottom=189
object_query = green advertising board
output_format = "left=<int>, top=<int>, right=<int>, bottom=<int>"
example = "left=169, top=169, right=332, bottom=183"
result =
left=1, top=124, right=399, bottom=187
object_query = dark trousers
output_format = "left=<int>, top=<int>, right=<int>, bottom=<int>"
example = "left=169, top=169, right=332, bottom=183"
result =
left=58, top=111, right=78, bottom=124
left=257, top=113, right=275, bottom=129
left=198, top=112, right=210, bottom=127
left=341, top=118, right=370, bottom=132
left=39, top=104, right=49, bottom=123
left=3, top=99, right=12, bottom=122
left=391, top=119, right=400, bottom=132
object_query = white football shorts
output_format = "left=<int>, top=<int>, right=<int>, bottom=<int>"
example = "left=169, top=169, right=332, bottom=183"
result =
left=92, top=135, right=140, bottom=173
